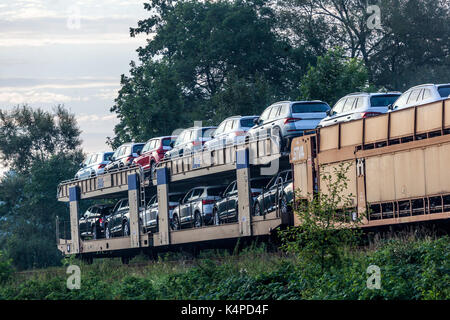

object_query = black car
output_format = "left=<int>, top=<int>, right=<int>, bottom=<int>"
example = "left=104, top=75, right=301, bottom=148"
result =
left=212, top=177, right=272, bottom=224
left=79, top=204, right=113, bottom=240
left=105, top=198, right=130, bottom=238
left=252, top=170, right=294, bottom=216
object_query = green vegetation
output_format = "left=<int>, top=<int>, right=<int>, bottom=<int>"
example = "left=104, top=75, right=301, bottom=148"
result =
left=0, top=237, right=448, bottom=300
left=0, top=106, right=83, bottom=270
left=280, top=162, right=363, bottom=272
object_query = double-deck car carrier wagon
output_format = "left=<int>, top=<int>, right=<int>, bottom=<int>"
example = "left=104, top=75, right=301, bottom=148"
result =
left=56, top=134, right=292, bottom=260
left=56, top=98, right=450, bottom=260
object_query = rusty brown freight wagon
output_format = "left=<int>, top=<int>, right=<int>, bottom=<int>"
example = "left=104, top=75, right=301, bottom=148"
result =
left=290, top=98, right=450, bottom=227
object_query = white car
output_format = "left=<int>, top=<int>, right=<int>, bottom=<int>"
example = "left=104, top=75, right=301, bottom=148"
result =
left=75, top=151, right=114, bottom=179
left=318, top=92, right=401, bottom=128
left=246, top=100, right=330, bottom=150
left=203, top=115, right=259, bottom=150
left=390, top=83, right=450, bottom=111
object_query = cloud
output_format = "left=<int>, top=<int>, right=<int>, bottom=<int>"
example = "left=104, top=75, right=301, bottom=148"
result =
left=0, top=90, right=75, bottom=104
left=76, top=113, right=117, bottom=123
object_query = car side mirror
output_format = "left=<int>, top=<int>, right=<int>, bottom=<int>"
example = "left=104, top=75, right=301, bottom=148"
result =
left=326, top=110, right=331, bottom=116
left=170, top=141, right=175, bottom=148
left=211, top=135, right=214, bottom=139
left=79, top=162, right=85, bottom=168
left=253, top=118, right=260, bottom=125
left=388, top=104, right=393, bottom=110
left=137, top=150, right=141, bottom=156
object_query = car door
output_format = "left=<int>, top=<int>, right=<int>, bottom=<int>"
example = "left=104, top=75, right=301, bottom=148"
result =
left=79, top=208, right=90, bottom=236
left=143, top=195, right=156, bottom=227
left=267, top=174, right=283, bottom=212
left=211, top=121, right=227, bottom=149
left=111, top=200, right=125, bottom=233
left=87, top=206, right=99, bottom=232
left=188, top=188, right=203, bottom=220
left=226, top=181, right=238, bottom=218
left=321, top=98, right=346, bottom=126
left=266, top=105, right=281, bottom=137
left=216, top=183, right=232, bottom=219
left=179, top=189, right=194, bottom=223
left=79, top=155, right=93, bottom=178
left=255, top=107, right=273, bottom=140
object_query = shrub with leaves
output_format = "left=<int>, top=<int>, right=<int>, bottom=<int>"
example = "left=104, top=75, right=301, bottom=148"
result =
left=279, top=162, right=363, bottom=272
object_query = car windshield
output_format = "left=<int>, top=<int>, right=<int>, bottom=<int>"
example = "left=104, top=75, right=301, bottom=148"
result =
left=202, top=128, right=216, bottom=138
left=370, top=95, right=401, bottom=107
left=162, top=138, right=172, bottom=147
left=438, top=86, right=450, bottom=98
left=103, top=152, right=114, bottom=161
left=292, top=102, right=329, bottom=113
left=207, top=187, right=225, bottom=196
left=240, top=118, right=257, bottom=128
left=169, top=194, right=183, bottom=202
left=251, top=178, right=271, bottom=189
left=133, top=144, right=144, bottom=153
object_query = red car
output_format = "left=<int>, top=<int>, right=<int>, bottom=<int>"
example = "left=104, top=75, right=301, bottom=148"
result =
left=133, top=136, right=176, bottom=176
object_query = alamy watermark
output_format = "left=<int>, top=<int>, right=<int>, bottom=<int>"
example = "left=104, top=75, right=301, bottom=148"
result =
left=367, top=3, right=382, bottom=30
left=366, top=265, right=381, bottom=290
left=66, top=265, right=81, bottom=290
left=67, top=5, right=81, bottom=30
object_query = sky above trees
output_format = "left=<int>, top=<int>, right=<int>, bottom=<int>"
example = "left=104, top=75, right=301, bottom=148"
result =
left=0, top=0, right=148, bottom=156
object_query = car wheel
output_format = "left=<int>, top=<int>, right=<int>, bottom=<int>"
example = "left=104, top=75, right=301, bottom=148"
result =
left=105, top=224, right=111, bottom=239
left=213, top=207, right=221, bottom=225
left=194, top=212, right=202, bottom=228
left=253, top=202, right=263, bottom=216
left=171, top=214, right=180, bottom=230
left=123, top=221, right=130, bottom=237
left=92, top=226, right=97, bottom=240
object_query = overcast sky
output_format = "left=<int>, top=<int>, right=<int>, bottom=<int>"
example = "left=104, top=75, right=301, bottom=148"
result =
left=0, top=0, right=149, bottom=162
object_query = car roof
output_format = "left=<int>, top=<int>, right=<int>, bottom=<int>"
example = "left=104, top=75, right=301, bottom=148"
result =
left=408, top=83, right=450, bottom=90
left=345, top=92, right=402, bottom=97
left=224, top=115, right=259, bottom=120
left=185, top=126, right=217, bottom=130
left=119, top=142, right=145, bottom=147
left=146, top=135, right=177, bottom=142
left=270, top=100, right=328, bottom=105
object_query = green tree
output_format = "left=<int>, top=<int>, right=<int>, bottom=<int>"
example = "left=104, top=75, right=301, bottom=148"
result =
left=0, top=105, right=81, bottom=174
left=276, top=0, right=450, bottom=90
left=298, top=48, right=371, bottom=106
left=110, top=0, right=302, bottom=147
left=0, top=106, right=83, bottom=270
left=279, top=162, right=362, bottom=272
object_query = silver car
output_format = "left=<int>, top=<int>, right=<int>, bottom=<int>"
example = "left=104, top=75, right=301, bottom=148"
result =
left=390, top=83, right=450, bottom=111
left=171, top=185, right=227, bottom=229
left=318, top=92, right=401, bottom=128
left=139, top=192, right=185, bottom=232
left=204, top=115, right=259, bottom=150
left=75, top=151, right=114, bottom=179
left=164, top=126, right=216, bottom=159
left=246, top=101, right=330, bottom=151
